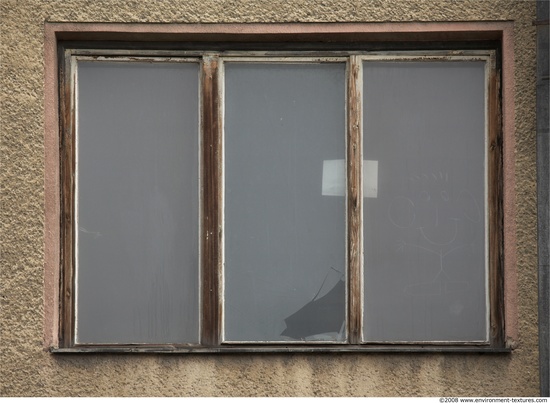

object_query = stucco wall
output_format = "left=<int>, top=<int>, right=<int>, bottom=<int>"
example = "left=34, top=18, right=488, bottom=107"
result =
left=0, top=0, right=539, bottom=396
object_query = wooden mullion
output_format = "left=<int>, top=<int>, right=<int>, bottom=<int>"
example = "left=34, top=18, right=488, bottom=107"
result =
left=59, top=49, right=76, bottom=348
left=488, top=60, right=505, bottom=347
left=200, top=55, right=222, bottom=346
left=347, top=55, right=363, bottom=344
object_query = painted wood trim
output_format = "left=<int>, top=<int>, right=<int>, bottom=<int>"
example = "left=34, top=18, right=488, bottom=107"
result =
left=200, top=56, right=223, bottom=346
left=50, top=345, right=512, bottom=354
left=59, top=50, right=76, bottom=348
left=51, top=45, right=509, bottom=351
left=347, top=55, right=362, bottom=344
left=488, top=60, right=505, bottom=347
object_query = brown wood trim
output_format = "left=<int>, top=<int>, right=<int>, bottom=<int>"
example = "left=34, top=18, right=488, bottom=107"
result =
left=488, top=62, right=505, bottom=347
left=50, top=345, right=512, bottom=354
left=200, top=56, right=222, bottom=346
left=53, top=46, right=506, bottom=350
left=59, top=49, right=76, bottom=348
left=347, top=56, right=362, bottom=344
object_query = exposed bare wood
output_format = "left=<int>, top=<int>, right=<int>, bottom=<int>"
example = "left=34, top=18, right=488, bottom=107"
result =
left=347, top=55, right=362, bottom=344
left=50, top=344, right=511, bottom=354
left=56, top=46, right=506, bottom=351
left=200, top=56, right=222, bottom=346
left=59, top=50, right=76, bottom=348
left=359, top=52, right=494, bottom=62
left=488, top=65, right=505, bottom=347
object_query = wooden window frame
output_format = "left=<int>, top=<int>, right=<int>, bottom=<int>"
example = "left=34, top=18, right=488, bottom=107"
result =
left=47, top=28, right=512, bottom=353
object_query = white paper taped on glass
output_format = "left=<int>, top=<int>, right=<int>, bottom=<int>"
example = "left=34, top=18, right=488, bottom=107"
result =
left=322, top=160, right=378, bottom=198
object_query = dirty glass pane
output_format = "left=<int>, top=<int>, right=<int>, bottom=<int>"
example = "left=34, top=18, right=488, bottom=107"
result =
left=76, top=61, right=199, bottom=344
left=224, top=63, right=346, bottom=342
left=362, top=61, right=487, bottom=342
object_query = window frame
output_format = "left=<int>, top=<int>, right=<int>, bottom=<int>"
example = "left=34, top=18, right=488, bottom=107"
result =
left=52, top=38, right=507, bottom=353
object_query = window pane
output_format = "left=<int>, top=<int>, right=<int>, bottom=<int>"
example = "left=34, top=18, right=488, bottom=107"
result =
left=76, top=61, right=199, bottom=344
left=362, top=61, right=487, bottom=342
left=224, top=63, right=346, bottom=342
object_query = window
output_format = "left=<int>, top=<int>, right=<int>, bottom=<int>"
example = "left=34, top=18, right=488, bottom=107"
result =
left=56, top=44, right=504, bottom=352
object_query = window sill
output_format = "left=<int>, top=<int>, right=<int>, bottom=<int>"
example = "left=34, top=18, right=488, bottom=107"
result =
left=49, top=345, right=512, bottom=354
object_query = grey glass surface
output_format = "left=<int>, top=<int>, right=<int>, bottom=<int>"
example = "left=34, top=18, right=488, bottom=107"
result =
left=76, top=61, right=199, bottom=344
left=224, top=63, right=346, bottom=342
left=362, top=61, right=487, bottom=342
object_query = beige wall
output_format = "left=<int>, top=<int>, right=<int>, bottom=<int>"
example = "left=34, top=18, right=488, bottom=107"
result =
left=0, top=0, right=539, bottom=396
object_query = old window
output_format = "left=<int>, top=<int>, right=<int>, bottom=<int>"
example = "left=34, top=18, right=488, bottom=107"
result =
left=56, top=45, right=503, bottom=351
left=74, top=60, right=200, bottom=344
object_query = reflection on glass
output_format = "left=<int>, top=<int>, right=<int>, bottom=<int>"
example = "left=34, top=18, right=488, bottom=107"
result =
left=224, top=63, right=346, bottom=342
left=76, top=62, right=200, bottom=344
left=362, top=61, right=487, bottom=342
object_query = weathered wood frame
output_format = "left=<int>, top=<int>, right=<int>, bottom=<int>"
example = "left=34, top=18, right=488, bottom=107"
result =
left=357, top=52, right=503, bottom=346
left=55, top=45, right=505, bottom=353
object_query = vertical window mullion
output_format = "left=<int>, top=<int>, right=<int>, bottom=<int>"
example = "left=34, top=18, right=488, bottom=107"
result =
left=487, top=54, right=504, bottom=347
left=60, top=51, right=77, bottom=348
left=347, top=55, right=363, bottom=344
left=201, top=55, right=223, bottom=346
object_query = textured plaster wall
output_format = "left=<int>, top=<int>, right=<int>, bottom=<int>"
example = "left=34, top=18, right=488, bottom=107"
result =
left=0, top=0, right=538, bottom=397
